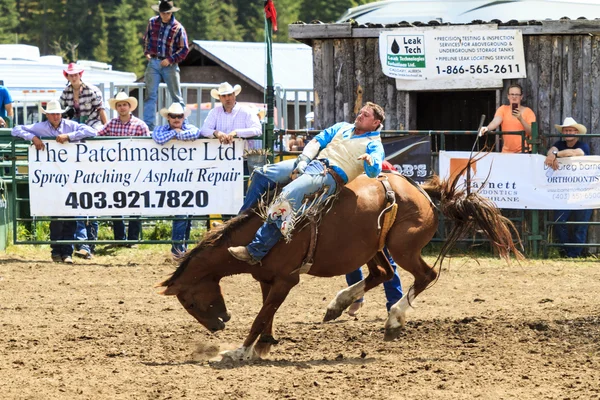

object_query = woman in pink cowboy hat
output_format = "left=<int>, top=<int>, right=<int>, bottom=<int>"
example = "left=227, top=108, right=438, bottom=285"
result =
left=59, top=62, right=108, bottom=131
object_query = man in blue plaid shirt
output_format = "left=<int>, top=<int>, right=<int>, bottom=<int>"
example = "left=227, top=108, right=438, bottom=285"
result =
left=152, top=102, right=200, bottom=257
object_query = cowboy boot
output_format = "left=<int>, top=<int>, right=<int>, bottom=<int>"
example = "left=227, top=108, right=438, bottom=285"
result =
left=228, top=246, right=260, bottom=265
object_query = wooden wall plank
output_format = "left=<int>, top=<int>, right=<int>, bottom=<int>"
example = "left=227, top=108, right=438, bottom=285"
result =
left=353, top=39, right=367, bottom=116
left=550, top=35, right=563, bottom=130
left=312, top=40, right=324, bottom=130
left=581, top=35, right=592, bottom=130
left=363, top=38, right=377, bottom=104
left=572, top=36, right=584, bottom=122
left=524, top=35, right=539, bottom=121
left=321, top=40, right=336, bottom=128
left=537, top=36, right=552, bottom=143
left=561, top=35, right=573, bottom=118
left=333, top=39, right=345, bottom=123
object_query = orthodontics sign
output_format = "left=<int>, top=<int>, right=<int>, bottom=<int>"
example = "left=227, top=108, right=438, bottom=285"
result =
left=27, top=138, right=244, bottom=216
left=439, top=151, right=600, bottom=210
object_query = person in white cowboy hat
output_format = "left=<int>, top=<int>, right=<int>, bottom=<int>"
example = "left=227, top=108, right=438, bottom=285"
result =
left=199, top=82, right=262, bottom=149
left=11, top=99, right=97, bottom=264
left=151, top=102, right=201, bottom=257
left=98, top=92, right=149, bottom=137
left=143, top=0, right=189, bottom=131
left=544, top=117, right=593, bottom=258
left=97, top=91, right=150, bottom=248
left=59, top=63, right=108, bottom=131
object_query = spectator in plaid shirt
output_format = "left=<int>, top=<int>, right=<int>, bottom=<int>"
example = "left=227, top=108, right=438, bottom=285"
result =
left=60, top=63, right=108, bottom=131
left=152, top=102, right=200, bottom=257
left=98, top=92, right=149, bottom=137
left=99, top=91, right=150, bottom=246
left=143, top=0, right=189, bottom=131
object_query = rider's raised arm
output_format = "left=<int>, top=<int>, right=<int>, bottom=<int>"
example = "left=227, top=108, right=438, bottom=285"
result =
left=363, top=140, right=384, bottom=178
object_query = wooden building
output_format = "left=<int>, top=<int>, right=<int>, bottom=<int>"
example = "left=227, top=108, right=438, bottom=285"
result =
left=289, top=19, right=600, bottom=153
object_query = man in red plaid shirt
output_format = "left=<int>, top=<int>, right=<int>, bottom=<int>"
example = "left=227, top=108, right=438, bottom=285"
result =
left=98, top=92, right=150, bottom=137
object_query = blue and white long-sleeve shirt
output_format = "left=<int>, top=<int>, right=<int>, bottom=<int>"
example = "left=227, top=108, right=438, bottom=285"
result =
left=12, top=119, right=97, bottom=142
left=313, top=122, right=384, bottom=183
left=151, top=121, right=201, bottom=145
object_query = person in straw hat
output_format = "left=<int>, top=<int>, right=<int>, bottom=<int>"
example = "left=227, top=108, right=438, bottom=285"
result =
left=200, top=82, right=262, bottom=150
left=59, top=63, right=108, bottom=130
left=98, top=92, right=150, bottom=247
left=545, top=117, right=593, bottom=258
left=98, top=92, right=149, bottom=137
left=11, top=100, right=97, bottom=264
left=143, top=0, right=189, bottom=131
left=151, top=102, right=201, bottom=257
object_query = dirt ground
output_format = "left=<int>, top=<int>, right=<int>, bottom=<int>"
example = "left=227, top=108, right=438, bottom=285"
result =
left=1, top=245, right=599, bottom=400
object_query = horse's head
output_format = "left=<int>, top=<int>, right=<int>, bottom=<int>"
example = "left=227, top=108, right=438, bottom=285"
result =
left=174, top=278, right=231, bottom=332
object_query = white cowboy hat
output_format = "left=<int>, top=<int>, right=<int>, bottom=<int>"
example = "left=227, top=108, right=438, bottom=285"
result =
left=159, top=103, right=192, bottom=119
left=210, top=82, right=242, bottom=100
left=108, top=92, right=138, bottom=112
left=554, top=117, right=587, bottom=134
left=42, top=100, right=68, bottom=115
left=151, top=0, right=180, bottom=12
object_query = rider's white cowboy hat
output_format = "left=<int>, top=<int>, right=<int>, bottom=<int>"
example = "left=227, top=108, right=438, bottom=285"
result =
left=63, top=63, right=84, bottom=78
left=210, top=82, right=242, bottom=100
left=554, top=117, right=587, bottom=134
left=159, top=103, right=191, bottom=119
left=108, top=92, right=138, bottom=112
left=151, top=0, right=180, bottom=12
left=42, top=100, right=68, bottom=115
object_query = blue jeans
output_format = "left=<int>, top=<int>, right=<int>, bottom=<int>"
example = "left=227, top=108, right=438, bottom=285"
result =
left=113, top=219, right=142, bottom=241
left=346, top=247, right=403, bottom=311
left=143, top=58, right=183, bottom=130
left=75, top=219, right=98, bottom=254
left=171, top=217, right=192, bottom=257
left=554, top=209, right=593, bottom=258
left=246, top=159, right=339, bottom=261
left=50, top=219, right=77, bottom=257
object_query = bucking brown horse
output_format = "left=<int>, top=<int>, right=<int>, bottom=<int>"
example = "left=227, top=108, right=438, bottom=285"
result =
left=156, top=170, right=523, bottom=361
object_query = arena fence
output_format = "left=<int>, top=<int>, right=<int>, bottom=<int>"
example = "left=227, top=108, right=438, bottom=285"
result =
left=1, top=125, right=598, bottom=258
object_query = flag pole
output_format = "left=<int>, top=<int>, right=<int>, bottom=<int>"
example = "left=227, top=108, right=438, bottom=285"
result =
left=264, top=0, right=277, bottom=158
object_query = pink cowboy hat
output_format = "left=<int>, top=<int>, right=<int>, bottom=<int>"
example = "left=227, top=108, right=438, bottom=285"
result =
left=63, top=63, right=85, bottom=78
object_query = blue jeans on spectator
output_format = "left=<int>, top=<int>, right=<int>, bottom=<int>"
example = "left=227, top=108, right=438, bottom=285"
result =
left=50, top=219, right=77, bottom=258
left=143, top=58, right=183, bottom=131
left=172, top=217, right=192, bottom=257
left=345, top=247, right=403, bottom=311
left=554, top=209, right=593, bottom=258
left=113, top=219, right=142, bottom=241
left=75, top=219, right=98, bottom=254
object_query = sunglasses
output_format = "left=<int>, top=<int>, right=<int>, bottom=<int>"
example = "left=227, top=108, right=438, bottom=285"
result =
left=168, top=114, right=184, bottom=119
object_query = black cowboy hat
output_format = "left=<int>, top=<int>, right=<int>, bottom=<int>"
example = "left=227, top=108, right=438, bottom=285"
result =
left=151, top=0, right=180, bottom=13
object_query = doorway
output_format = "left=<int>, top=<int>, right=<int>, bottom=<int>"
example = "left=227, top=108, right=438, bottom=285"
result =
left=416, top=90, right=496, bottom=151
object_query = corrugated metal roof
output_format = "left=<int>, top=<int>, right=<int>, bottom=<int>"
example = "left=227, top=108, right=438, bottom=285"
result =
left=337, top=0, right=600, bottom=25
left=192, top=40, right=313, bottom=91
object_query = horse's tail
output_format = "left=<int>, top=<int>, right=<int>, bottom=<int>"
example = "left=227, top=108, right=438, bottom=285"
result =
left=423, top=172, right=524, bottom=263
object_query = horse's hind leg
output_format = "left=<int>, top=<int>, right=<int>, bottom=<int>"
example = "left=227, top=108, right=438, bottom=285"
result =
left=324, top=252, right=395, bottom=322
left=384, top=253, right=437, bottom=341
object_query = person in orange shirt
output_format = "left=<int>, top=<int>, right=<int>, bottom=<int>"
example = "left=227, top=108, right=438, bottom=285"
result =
left=480, top=83, right=536, bottom=153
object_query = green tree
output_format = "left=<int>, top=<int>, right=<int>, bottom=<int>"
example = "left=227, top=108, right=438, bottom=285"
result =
left=91, top=4, right=109, bottom=63
left=234, top=0, right=263, bottom=42
left=178, top=0, right=244, bottom=42
left=109, top=2, right=145, bottom=76
left=0, top=0, right=19, bottom=43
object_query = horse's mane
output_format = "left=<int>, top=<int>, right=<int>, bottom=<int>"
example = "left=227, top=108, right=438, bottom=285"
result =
left=158, top=212, right=254, bottom=288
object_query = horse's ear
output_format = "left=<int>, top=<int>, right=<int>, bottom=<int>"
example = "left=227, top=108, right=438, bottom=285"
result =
left=155, top=282, right=181, bottom=296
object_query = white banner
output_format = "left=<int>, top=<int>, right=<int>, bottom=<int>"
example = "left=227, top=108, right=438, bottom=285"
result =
left=28, top=138, right=244, bottom=216
left=439, top=151, right=600, bottom=210
left=379, top=28, right=526, bottom=88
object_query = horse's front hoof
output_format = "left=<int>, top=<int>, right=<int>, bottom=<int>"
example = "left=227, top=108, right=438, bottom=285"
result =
left=218, top=345, right=259, bottom=361
left=383, top=326, right=403, bottom=341
left=323, top=307, right=343, bottom=322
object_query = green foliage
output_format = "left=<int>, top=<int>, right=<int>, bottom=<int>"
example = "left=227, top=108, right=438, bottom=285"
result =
left=17, top=221, right=50, bottom=241
left=144, top=220, right=172, bottom=241
left=4, top=0, right=318, bottom=78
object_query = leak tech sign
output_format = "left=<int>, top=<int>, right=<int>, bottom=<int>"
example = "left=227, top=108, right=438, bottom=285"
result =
left=386, top=34, right=426, bottom=70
